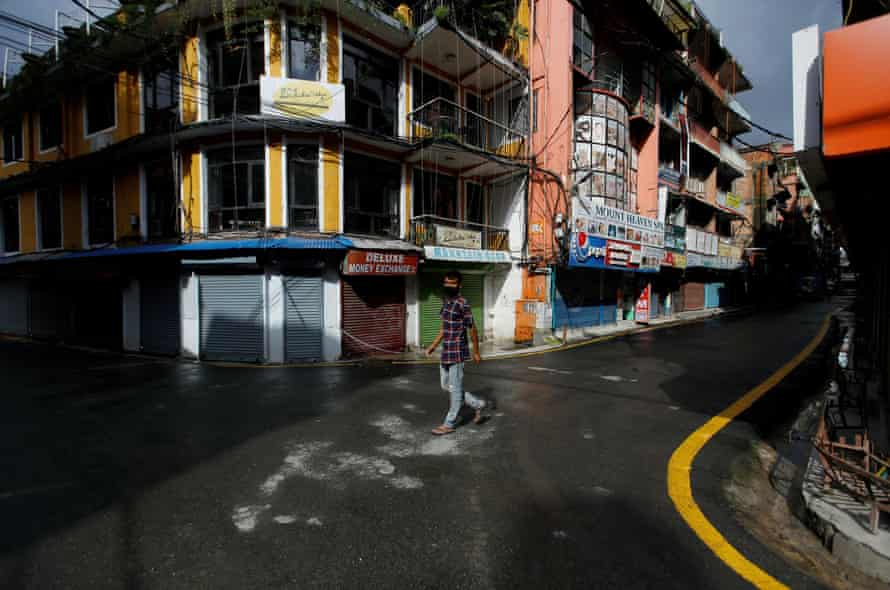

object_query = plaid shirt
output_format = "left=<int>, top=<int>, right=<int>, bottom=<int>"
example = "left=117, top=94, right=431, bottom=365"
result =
left=440, top=295, right=474, bottom=365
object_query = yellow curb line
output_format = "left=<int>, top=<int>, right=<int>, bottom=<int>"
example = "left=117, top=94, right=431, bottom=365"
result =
left=667, top=313, right=832, bottom=589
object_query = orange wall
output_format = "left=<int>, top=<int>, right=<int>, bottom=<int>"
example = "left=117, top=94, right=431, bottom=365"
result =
left=181, top=148, right=202, bottom=235
left=18, top=191, right=37, bottom=252
left=62, top=181, right=83, bottom=250
left=115, top=165, right=141, bottom=242
left=268, top=140, right=284, bottom=227
left=321, top=134, right=341, bottom=232
left=181, top=36, right=200, bottom=124
left=326, top=12, right=340, bottom=83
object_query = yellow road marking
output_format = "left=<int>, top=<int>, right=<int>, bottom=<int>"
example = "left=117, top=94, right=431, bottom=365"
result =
left=667, top=313, right=832, bottom=589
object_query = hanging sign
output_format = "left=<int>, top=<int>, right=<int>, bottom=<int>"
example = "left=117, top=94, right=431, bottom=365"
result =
left=261, top=76, right=346, bottom=122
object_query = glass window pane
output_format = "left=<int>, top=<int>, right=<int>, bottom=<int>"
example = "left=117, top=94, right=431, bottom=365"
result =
left=86, top=78, right=115, bottom=134
left=2, top=197, right=19, bottom=252
left=87, top=176, right=114, bottom=244
left=38, top=188, right=62, bottom=249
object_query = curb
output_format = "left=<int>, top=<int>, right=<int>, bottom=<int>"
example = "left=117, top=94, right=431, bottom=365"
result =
left=0, top=305, right=752, bottom=369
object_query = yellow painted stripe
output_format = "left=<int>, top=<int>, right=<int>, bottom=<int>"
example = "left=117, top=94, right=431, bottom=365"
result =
left=667, top=313, right=832, bottom=589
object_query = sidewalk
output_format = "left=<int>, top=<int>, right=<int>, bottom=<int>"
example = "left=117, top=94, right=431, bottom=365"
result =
left=391, top=306, right=748, bottom=362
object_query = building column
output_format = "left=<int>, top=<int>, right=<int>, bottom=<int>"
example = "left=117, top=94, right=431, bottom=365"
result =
left=405, top=273, right=419, bottom=349
left=322, top=264, right=342, bottom=361
left=267, top=269, right=285, bottom=363
left=181, top=272, right=200, bottom=359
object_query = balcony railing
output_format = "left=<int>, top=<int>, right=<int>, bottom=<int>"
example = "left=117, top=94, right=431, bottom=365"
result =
left=409, top=97, right=526, bottom=159
left=410, top=215, right=510, bottom=251
left=685, top=177, right=706, bottom=195
left=644, top=0, right=696, bottom=41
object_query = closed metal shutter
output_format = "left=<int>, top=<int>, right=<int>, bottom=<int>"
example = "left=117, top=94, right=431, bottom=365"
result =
left=419, top=272, right=484, bottom=347
left=284, top=275, right=323, bottom=362
left=200, top=275, right=264, bottom=362
left=0, top=279, right=28, bottom=336
left=342, top=277, right=405, bottom=357
left=70, top=283, right=122, bottom=349
left=140, top=278, right=180, bottom=356
left=683, top=282, right=705, bottom=311
left=30, top=282, right=66, bottom=340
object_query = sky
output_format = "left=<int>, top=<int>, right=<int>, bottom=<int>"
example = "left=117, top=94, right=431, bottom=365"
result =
left=693, top=0, right=842, bottom=144
left=1, top=0, right=843, bottom=144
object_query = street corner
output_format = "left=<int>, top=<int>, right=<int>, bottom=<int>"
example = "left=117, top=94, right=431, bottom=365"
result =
left=228, top=406, right=499, bottom=535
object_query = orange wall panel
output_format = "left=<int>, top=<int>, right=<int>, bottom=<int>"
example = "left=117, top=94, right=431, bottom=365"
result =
left=824, top=14, right=890, bottom=158
left=181, top=36, right=200, bottom=124
left=181, top=149, right=202, bottom=235
left=19, top=191, right=37, bottom=253
left=115, top=166, right=141, bottom=242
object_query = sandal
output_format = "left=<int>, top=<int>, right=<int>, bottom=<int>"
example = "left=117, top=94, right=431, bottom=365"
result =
left=473, top=402, right=488, bottom=425
left=431, top=425, right=456, bottom=436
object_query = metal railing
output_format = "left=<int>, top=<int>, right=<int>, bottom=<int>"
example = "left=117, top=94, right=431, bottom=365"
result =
left=408, top=97, right=527, bottom=158
left=645, top=0, right=696, bottom=40
left=410, top=214, right=510, bottom=251
left=685, top=177, right=706, bottom=195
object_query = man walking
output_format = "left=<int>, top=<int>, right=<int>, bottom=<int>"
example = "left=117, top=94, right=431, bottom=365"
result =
left=426, top=271, right=487, bottom=435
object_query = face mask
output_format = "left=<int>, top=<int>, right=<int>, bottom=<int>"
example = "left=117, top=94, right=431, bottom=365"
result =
left=443, top=286, right=459, bottom=298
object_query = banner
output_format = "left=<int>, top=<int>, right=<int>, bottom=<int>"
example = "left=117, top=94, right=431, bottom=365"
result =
left=573, top=197, right=665, bottom=248
left=342, top=250, right=418, bottom=276
left=569, top=233, right=661, bottom=274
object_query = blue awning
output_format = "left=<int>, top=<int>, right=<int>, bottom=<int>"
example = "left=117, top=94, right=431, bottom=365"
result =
left=0, top=236, right=350, bottom=266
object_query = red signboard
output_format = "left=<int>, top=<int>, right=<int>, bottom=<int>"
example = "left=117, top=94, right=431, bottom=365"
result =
left=635, top=283, right=651, bottom=324
left=342, top=250, right=418, bottom=276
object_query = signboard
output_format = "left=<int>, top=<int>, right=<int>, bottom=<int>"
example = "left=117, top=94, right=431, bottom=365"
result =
left=260, top=76, right=346, bottom=122
left=569, top=233, right=660, bottom=273
left=342, top=250, right=418, bottom=276
left=718, top=242, right=733, bottom=258
left=687, top=253, right=704, bottom=267
left=434, top=225, right=482, bottom=249
left=573, top=198, right=665, bottom=248
left=673, top=253, right=688, bottom=269
left=717, top=191, right=745, bottom=214
left=687, top=227, right=719, bottom=256
left=423, top=246, right=511, bottom=263
left=635, top=284, right=651, bottom=324
left=661, top=250, right=687, bottom=269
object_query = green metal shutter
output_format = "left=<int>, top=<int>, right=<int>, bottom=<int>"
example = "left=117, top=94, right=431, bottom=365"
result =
left=419, top=272, right=484, bottom=347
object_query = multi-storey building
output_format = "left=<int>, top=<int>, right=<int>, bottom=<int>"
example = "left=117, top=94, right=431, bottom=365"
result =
left=0, top=0, right=531, bottom=362
left=527, top=0, right=753, bottom=337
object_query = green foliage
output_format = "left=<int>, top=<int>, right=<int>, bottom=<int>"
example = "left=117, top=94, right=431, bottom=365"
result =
left=433, top=5, right=451, bottom=21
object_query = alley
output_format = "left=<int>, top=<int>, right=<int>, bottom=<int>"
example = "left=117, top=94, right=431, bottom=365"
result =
left=0, top=303, right=833, bottom=589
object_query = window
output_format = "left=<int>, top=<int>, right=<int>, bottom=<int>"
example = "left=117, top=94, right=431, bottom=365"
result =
left=85, top=77, right=116, bottom=135
left=412, top=68, right=456, bottom=110
left=145, top=159, right=178, bottom=239
left=39, top=103, right=62, bottom=151
left=144, top=69, right=179, bottom=133
left=37, top=188, right=62, bottom=250
left=413, top=168, right=458, bottom=220
left=287, top=144, right=318, bottom=230
left=87, top=176, right=115, bottom=245
left=207, top=146, right=266, bottom=232
left=344, top=151, right=400, bottom=237
left=3, top=117, right=22, bottom=164
left=342, top=37, right=399, bottom=136
left=573, top=8, right=593, bottom=76
left=288, top=19, right=321, bottom=81
left=207, top=22, right=265, bottom=118
left=1, top=196, right=19, bottom=253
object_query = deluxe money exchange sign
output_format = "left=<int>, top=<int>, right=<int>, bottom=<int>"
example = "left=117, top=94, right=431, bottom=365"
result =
left=342, top=251, right=418, bottom=276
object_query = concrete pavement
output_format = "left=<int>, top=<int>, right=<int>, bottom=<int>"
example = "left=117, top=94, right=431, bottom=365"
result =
left=0, top=302, right=836, bottom=589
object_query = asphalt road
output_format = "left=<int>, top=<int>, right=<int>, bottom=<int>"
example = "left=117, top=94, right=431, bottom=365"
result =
left=0, top=302, right=835, bottom=589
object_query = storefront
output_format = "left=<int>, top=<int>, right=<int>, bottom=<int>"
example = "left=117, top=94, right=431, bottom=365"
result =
left=140, top=276, right=181, bottom=356
left=340, top=249, right=418, bottom=358
left=417, top=246, right=512, bottom=347
left=0, top=277, right=28, bottom=336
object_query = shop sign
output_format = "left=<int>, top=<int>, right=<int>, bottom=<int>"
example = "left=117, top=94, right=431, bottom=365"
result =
left=640, top=246, right=663, bottom=272
left=423, top=246, right=511, bottom=263
left=673, top=253, right=688, bottom=269
left=687, top=253, right=704, bottom=268
left=661, top=251, right=675, bottom=267
left=260, top=76, right=346, bottom=122
left=573, top=198, right=665, bottom=248
left=635, top=284, right=651, bottom=323
left=718, top=242, right=733, bottom=258
left=717, top=191, right=745, bottom=214
left=342, top=250, right=418, bottom=276
left=434, top=225, right=482, bottom=249
left=687, top=227, right=719, bottom=256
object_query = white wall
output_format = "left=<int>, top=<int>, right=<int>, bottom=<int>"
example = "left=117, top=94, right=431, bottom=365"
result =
left=180, top=272, right=200, bottom=359
left=486, top=264, right=522, bottom=344
left=322, top=264, right=342, bottom=361
left=490, top=173, right=527, bottom=256
left=267, top=270, right=285, bottom=363
left=122, top=279, right=141, bottom=352
left=405, top=273, right=420, bottom=348
left=793, top=25, right=822, bottom=152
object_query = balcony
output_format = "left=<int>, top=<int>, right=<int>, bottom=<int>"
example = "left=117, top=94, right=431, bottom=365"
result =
left=410, top=215, right=510, bottom=251
left=408, top=97, right=527, bottom=159
left=641, top=0, right=696, bottom=48
left=685, top=177, right=707, bottom=196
